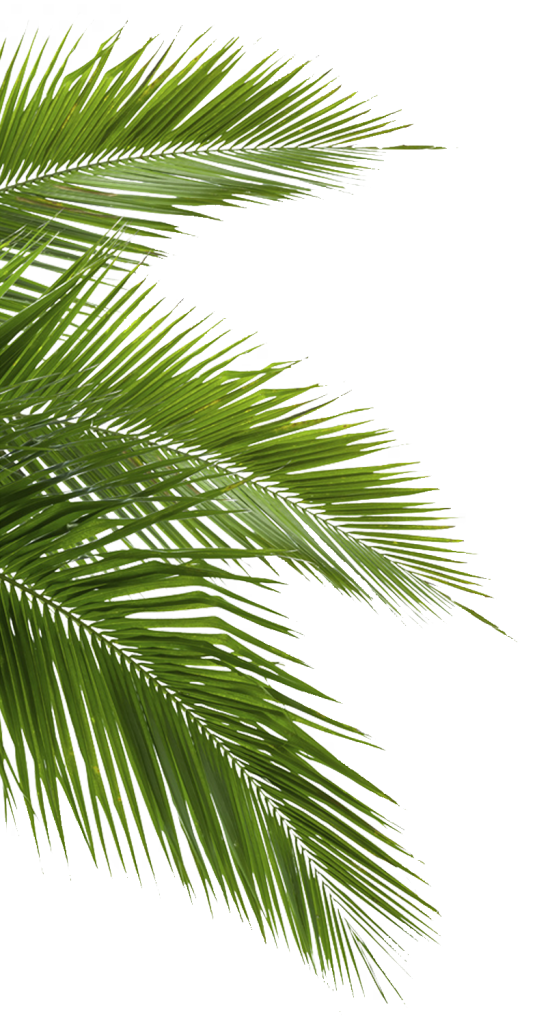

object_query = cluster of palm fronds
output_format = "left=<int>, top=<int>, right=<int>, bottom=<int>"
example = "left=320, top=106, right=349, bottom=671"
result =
left=0, top=27, right=496, bottom=998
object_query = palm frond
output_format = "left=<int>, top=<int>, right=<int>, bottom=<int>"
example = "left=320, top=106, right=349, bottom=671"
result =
left=0, top=28, right=438, bottom=291
left=0, top=241, right=494, bottom=619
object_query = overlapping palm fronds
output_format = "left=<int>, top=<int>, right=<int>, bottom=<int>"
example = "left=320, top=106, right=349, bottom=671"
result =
left=0, top=27, right=493, bottom=999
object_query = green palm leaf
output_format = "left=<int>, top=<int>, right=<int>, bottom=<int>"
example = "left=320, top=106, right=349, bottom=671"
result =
left=0, top=27, right=437, bottom=298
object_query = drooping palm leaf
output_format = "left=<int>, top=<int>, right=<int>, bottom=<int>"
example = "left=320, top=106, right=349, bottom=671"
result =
left=0, top=27, right=437, bottom=299
left=0, top=239, right=492, bottom=616
left=0, top=236, right=497, bottom=995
